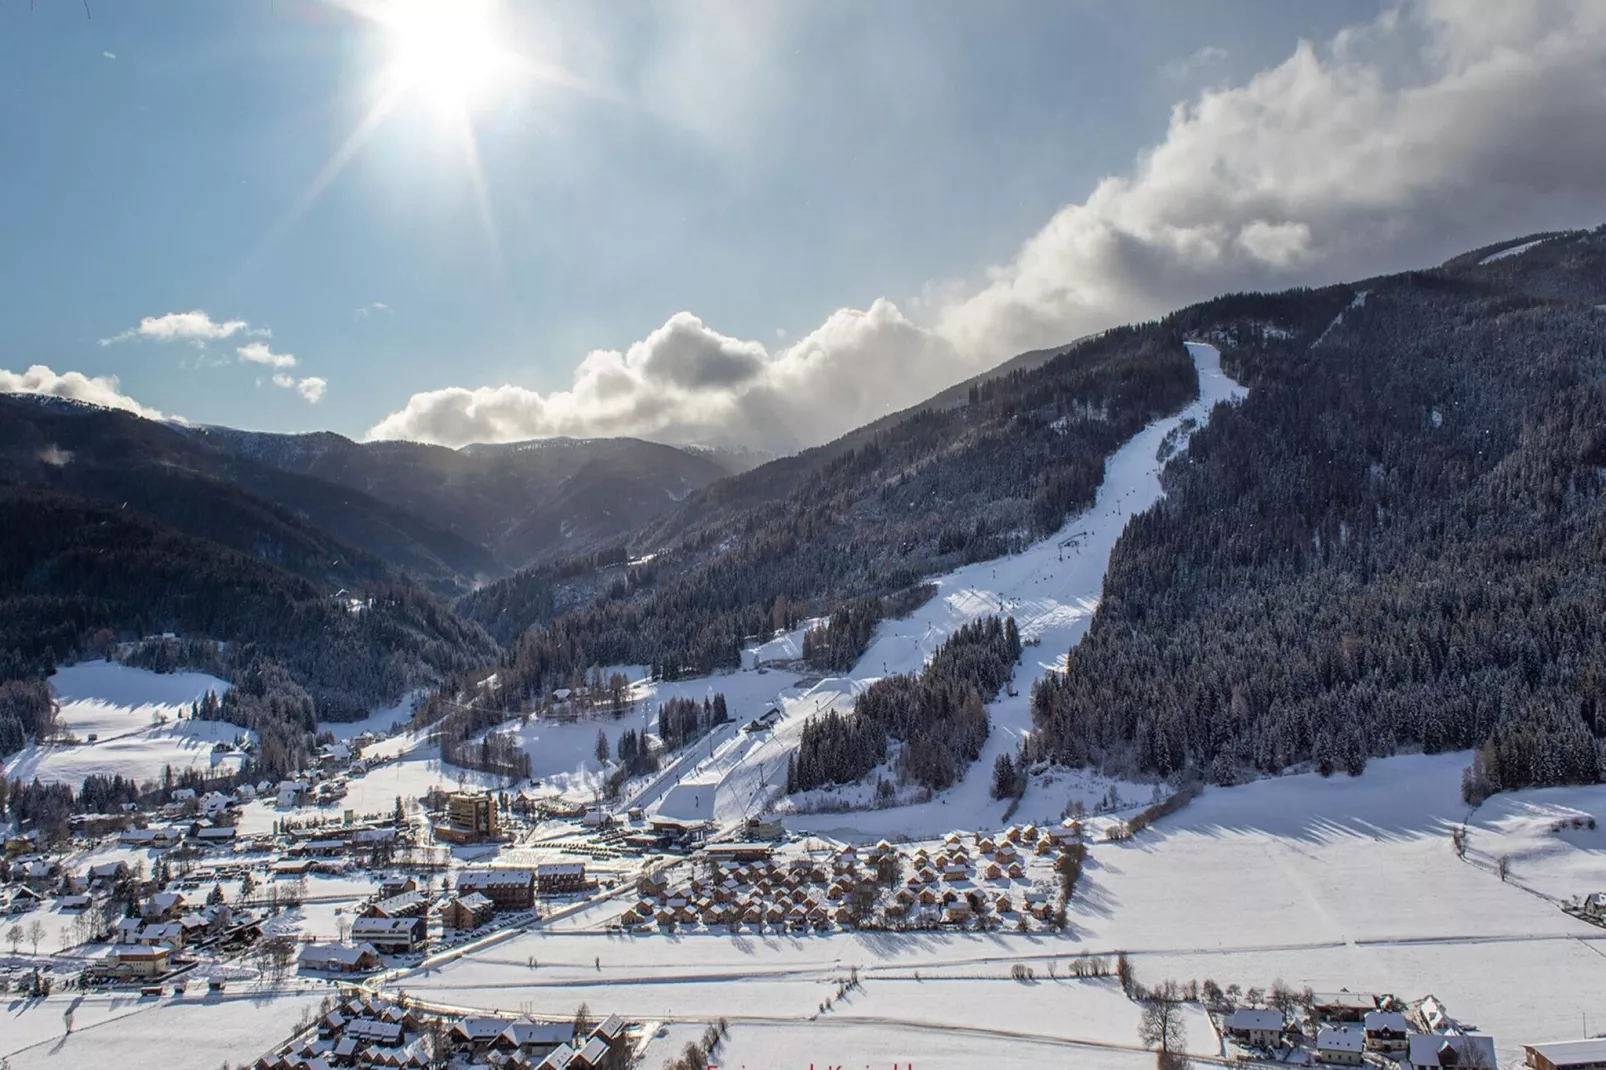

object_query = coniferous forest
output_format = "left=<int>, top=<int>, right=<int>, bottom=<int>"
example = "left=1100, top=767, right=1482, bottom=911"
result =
left=1030, top=228, right=1606, bottom=796
left=5, top=227, right=1606, bottom=812
left=790, top=616, right=1021, bottom=794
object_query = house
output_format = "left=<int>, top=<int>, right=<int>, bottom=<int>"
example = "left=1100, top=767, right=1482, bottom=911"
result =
left=457, top=869, right=536, bottom=911
left=1317, top=1026, right=1366, bottom=1066
left=439, top=893, right=495, bottom=931
left=200, top=791, right=231, bottom=817
left=492, top=1021, right=573, bottom=1060
left=344, top=1019, right=405, bottom=1047
left=196, top=826, right=238, bottom=845
left=538, top=1047, right=577, bottom=1070
left=349, top=915, right=426, bottom=953
left=298, top=943, right=383, bottom=974
left=535, top=862, right=586, bottom=895
left=451, top=1016, right=515, bottom=1054
left=1312, top=992, right=1379, bottom=1022
left=362, top=891, right=426, bottom=919
left=1364, top=1011, right=1411, bottom=1053
left=1408, top=1035, right=1498, bottom=1070
left=89, top=861, right=130, bottom=890
left=380, top=876, right=418, bottom=898
left=1225, top=1009, right=1285, bottom=1049
left=57, top=894, right=92, bottom=912
left=143, top=891, right=186, bottom=921
left=277, top=779, right=310, bottom=808
left=573, top=1036, right=611, bottom=1070
left=1526, top=1039, right=1606, bottom=1070
left=108, top=943, right=172, bottom=977
left=139, top=921, right=186, bottom=948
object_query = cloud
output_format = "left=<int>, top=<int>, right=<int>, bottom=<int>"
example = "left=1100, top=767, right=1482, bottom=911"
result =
left=101, top=310, right=259, bottom=346
left=237, top=342, right=297, bottom=369
left=1161, top=44, right=1228, bottom=79
left=354, top=302, right=392, bottom=320
left=370, top=0, right=1606, bottom=451
left=102, top=51, right=117, bottom=60
left=0, top=364, right=165, bottom=420
left=270, top=372, right=326, bottom=403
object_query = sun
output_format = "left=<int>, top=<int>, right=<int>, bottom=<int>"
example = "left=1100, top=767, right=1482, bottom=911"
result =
left=380, top=1, right=511, bottom=114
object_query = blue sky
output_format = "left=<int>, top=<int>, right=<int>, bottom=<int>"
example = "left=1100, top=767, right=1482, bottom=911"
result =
left=3, top=1, right=1603, bottom=448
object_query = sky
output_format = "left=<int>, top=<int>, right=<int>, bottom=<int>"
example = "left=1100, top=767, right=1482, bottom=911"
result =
left=2, top=1, right=1604, bottom=452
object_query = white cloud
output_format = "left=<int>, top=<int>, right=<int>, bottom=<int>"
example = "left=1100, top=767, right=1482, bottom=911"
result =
left=295, top=376, right=327, bottom=403
left=370, top=0, right=1606, bottom=451
left=237, top=342, right=297, bottom=369
left=269, top=372, right=326, bottom=403
left=102, top=51, right=117, bottom=60
left=0, top=364, right=165, bottom=420
left=354, top=301, right=392, bottom=320
left=1161, top=44, right=1228, bottom=79
left=101, top=310, right=258, bottom=346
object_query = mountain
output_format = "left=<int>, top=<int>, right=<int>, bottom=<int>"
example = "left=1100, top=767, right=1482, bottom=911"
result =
left=1030, top=226, right=1606, bottom=795
left=191, top=428, right=742, bottom=572
left=0, top=395, right=499, bottom=596
left=461, top=322, right=1199, bottom=680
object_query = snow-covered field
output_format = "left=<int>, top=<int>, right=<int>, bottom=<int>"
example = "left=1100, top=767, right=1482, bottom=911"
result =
left=397, top=751, right=1606, bottom=1069
left=2, top=662, right=243, bottom=786
left=1, top=984, right=326, bottom=1070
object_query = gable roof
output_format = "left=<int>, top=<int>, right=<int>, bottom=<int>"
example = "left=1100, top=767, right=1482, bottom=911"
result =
left=1226, top=1009, right=1284, bottom=1032
left=1318, top=1026, right=1364, bottom=1053
left=1408, top=1034, right=1497, bottom=1068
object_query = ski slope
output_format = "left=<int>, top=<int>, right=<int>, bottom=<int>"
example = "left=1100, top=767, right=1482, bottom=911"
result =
left=645, top=340, right=1245, bottom=839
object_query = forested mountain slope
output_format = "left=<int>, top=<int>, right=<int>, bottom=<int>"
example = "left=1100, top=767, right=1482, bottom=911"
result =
left=463, top=324, right=1199, bottom=697
left=1030, top=226, right=1606, bottom=795
left=0, top=395, right=499, bottom=595
left=193, top=427, right=741, bottom=572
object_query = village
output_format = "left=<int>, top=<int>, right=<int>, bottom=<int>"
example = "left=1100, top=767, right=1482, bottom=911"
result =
left=6, top=723, right=1606, bottom=1070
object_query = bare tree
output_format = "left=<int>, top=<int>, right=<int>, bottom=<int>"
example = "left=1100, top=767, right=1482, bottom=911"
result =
left=7, top=924, right=23, bottom=955
left=1496, top=854, right=1511, bottom=881
left=1116, top=951, right=1136, bottom=997
left=26, top=919, right=45, bottom=957
left=1139, top=984, right=1188, bottom=1058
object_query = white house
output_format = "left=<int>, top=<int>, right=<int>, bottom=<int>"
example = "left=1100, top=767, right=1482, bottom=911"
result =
left=1364, top=1010, right=1410, bottom=1052
left=1317, top=1026, right=1366, bottom=1066
left=1225, top=1009, right=1285, bottom=1049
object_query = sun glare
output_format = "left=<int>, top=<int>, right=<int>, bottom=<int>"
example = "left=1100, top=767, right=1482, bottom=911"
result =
left=382, top=2, right=510, bottom=113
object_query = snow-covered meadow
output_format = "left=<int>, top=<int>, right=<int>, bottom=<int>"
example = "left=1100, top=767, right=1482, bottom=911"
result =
left=2, top=662, right=243, bottom=786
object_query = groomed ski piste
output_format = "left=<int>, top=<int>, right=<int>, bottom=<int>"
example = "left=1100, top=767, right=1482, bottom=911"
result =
left=8, top=343, right=1606, bottom=1070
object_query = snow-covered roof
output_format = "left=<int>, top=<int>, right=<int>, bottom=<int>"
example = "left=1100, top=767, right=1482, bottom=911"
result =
left=299, top=942, right=380, bottom=967
left=1317, top=1026, right=1364, bottom=1053
left=1365, top=1011, right=1409, bottom=1033
left=501, top=1022, right=571, bottom=1047
left=536, top=863, right=585, bottom=877
left=1524, top=1039, right=1606, bottom=1067
left=1407, top=1034, right=1497, bottom=1068
left=1226, top=1009, right=1284, bottom=1032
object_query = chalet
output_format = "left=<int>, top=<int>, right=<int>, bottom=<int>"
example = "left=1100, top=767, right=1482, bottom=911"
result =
left=380, top=876, right=418, bottom=898
left=983, top=862, right=1003, bottom=880
left=1317, top=1026, right=1366, bottom=1066
left=1006, top=861, right=1026, bottom=879
left=535, top=862, right=586, bottom=895
left=143, top=892, right=186, bottom=921
left=995, top=893, right=1014, bottom=913
left=573, top=1035, right=611, bottom=1070
left=349, top=915, right=426, bottom=953
left=439, top=893, right=495, bottom=931
left=457, top=869, right=536, bottom=911
left=1407, top=1035, right=1498, bottom=1070
left=298, top=943, right=383, bottom=974
left=1312, top=992, right=1378, bottom=1022
left=492, top=1021, right=573, bottom=1060
left=538, top=1046, right=577, bottom=1070
left=1363, top=1011, right=1410, bottom=1053
left=1526, top=1039, right=1606, bottom=1070
left=57, top=894, right=92, bottom=912
left=1225, top=1009, right=1285, bottom=1049
left=89, top=861, right=130, bottom=890
left=944, top=902, right=972, bottom=924
left=452, top=1016, right=515, bottom=1055
left=343, top=1020, right=404, bottom=1047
